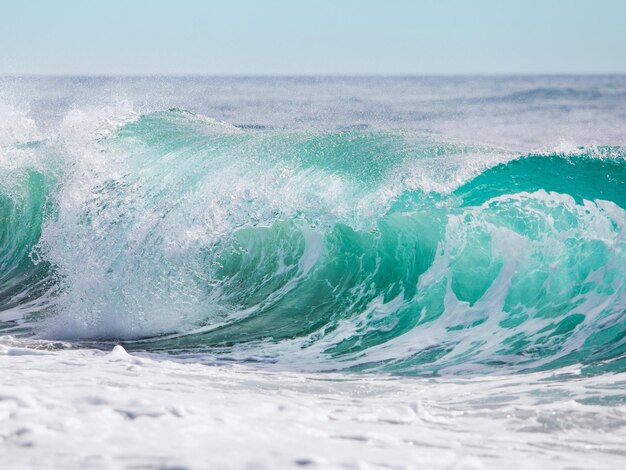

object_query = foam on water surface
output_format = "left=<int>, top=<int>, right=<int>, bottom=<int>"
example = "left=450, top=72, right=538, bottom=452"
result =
left=1, top=341, right=625, bottom=469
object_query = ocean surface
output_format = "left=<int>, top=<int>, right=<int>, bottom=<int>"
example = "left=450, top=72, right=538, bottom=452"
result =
left=1, top=76, right=625, bottom=468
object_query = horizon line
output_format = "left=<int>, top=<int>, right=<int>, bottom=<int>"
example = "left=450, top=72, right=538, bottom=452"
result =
left=4, top=72, right=626, bottom=79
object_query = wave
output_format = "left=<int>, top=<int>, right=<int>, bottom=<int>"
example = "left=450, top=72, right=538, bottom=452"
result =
left=485, top=87, right=605, bottom=103
left=1, top=109, right=625, bottom=375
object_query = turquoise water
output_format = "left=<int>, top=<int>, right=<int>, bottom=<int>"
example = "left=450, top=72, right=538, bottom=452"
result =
left=1, top=77, right=625, bottom=376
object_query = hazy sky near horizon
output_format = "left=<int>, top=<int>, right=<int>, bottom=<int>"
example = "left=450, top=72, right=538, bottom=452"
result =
left=1, top=0, right=625, bottom=75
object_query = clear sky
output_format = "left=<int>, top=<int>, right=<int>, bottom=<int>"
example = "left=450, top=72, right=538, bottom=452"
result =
left=1, top=0, right=625, bottom=75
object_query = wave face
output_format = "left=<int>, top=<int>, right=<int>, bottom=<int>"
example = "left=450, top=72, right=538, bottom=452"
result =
left=1, top=107, right=625, bottom=375
left=0, top=166, right=53, bottom=315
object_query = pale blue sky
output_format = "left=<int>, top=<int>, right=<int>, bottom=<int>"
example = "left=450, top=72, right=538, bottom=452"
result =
left=1, top=0, right=625, bottom=75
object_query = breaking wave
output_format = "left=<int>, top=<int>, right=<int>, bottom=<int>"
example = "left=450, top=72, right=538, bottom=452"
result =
left=1, top=108, right=625, bottom=375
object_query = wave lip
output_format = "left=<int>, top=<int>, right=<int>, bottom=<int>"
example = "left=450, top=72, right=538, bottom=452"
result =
left=1, top=108, right=625, bottom=376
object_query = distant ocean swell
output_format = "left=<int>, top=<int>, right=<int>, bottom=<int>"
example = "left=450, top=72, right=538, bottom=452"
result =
left=1, top=109, right=624, bottom=375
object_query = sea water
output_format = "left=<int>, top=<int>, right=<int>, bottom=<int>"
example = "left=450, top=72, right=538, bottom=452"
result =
left=0, top=76, right=625, bottom=468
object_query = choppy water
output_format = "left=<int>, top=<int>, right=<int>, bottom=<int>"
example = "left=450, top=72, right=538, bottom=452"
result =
left=1, top=76, right=625, bottom=377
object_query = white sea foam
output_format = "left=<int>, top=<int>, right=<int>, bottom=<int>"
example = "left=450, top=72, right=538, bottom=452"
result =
left=1, top=339, right=624, bottom=469
left=0, top=101, right=39, bottom=146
